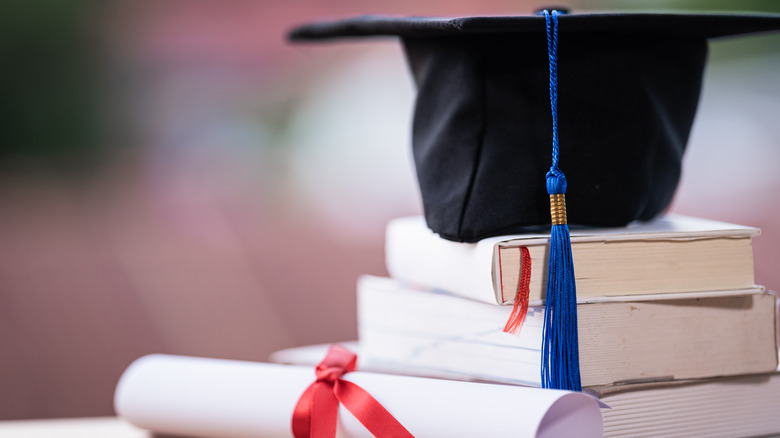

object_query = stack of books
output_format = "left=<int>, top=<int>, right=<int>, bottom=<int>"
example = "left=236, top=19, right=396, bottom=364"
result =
left=356, top=214, right=780, bottom=437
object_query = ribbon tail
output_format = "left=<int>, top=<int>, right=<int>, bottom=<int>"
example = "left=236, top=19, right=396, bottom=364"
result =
left=292, top=382, right=340, bottom=438
left=334, top=380, right=414, bottom=438
left=292, top=384, right=315, bottom=438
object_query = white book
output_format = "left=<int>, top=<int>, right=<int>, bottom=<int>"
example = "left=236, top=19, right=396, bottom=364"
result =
left=357, top=276, right=778, bottom=388
left=385, top=214, right=759, bottom=305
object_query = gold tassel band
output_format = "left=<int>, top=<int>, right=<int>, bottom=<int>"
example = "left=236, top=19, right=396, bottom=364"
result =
left=549, top=193, right=567, bottom=225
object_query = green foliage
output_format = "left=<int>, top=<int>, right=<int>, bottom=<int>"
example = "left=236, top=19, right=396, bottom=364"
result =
left=0, top=1, right=103, bottom=169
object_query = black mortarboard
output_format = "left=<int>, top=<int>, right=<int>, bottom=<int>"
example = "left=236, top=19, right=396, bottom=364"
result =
left=290, top=11, right=780, bottom=243
left=289, top=9, right=780, bottom=393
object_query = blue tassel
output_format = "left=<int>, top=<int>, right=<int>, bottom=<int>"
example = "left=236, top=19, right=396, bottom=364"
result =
left=540, top=10, right=582, bottom=392
left=542, top=171, right=581, bottom=391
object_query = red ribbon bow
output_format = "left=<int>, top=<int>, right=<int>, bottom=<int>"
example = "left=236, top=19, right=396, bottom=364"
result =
left=291, top=344, right=414, bottom=438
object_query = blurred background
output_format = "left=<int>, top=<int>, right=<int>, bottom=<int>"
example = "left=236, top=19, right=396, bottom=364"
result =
left=1, top=0, right=779, bottom=420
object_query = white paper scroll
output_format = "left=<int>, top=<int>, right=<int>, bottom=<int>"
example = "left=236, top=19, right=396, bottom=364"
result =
left=114, top=354, right=602, bottom=438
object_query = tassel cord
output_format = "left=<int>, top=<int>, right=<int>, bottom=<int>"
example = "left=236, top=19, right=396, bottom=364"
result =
left=540, top=9, right=582, bottom=392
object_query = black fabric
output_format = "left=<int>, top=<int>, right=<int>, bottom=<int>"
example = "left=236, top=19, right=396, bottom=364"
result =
left=289, top=12, right=780, bottom=242
left=289, top=13, right=780, bottom=40
left=405, top=33, right=705, bottom=241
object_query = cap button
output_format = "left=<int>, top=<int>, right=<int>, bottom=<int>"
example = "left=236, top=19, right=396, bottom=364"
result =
left=535, top=6, right=570, bottom=15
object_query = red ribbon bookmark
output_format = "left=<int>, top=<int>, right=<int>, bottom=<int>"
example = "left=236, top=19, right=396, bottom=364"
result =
left=503, top=246, right=532, bottom=334
left=291, top=344, right=415, bottom=438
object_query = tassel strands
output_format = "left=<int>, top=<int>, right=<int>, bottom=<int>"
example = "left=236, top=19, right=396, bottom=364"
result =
left=540, top=9, right=582, bottom=392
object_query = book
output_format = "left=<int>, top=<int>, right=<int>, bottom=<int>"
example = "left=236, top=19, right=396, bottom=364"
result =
left=592, top=372, right=780, bottom=438
left=115, top=353, right=603, bottom=438
left=270, top=344, right=780, bottom=438
left=357, top=275, right=778, bottom=388
left=385, top=214, right=759, bottom=305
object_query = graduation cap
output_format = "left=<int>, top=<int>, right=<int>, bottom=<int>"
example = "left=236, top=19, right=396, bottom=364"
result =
left=289, top=10, right=780, bottom=392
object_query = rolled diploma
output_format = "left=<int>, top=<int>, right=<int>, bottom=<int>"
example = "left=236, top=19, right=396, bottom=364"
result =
left=115, top=354, right=602, bottom=438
